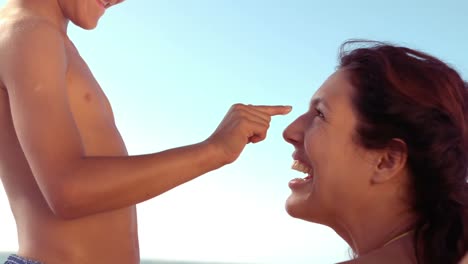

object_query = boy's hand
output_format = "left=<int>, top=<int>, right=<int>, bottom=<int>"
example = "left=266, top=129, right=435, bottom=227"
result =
left=206, top=104, right=292, bottom=165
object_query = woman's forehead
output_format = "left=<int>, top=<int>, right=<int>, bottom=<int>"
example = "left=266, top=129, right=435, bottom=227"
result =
left=311, top=71, right=354, bottom=107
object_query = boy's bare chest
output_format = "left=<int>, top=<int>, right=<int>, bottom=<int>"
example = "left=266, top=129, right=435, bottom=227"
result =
left=65, top=50, right=114, bottom=124
left=64, top=48, right=127, bottom=155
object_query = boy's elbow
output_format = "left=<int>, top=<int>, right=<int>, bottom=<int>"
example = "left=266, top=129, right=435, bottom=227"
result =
left=45, top=180, right=86, bottom=220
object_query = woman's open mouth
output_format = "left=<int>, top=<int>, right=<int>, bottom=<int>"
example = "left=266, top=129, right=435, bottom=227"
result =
left=288, top=160, right=314, bottom=189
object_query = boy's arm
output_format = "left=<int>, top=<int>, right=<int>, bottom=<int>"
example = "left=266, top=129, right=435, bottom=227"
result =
left=1, top=22, right=290, bottom=219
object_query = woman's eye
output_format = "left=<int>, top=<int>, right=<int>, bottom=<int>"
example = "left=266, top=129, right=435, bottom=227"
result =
left=315, top=108, right=325, bottom=119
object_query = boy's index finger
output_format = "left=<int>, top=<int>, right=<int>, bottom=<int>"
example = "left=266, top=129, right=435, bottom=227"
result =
left=252, top=105, right=292, bottom=116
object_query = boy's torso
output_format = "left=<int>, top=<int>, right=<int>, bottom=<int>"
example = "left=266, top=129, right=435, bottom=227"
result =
left=0, top=7, right=139, bottom=264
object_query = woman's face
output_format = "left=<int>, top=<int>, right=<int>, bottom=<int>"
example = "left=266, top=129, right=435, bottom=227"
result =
left=283, top=70, right=377, bottom=226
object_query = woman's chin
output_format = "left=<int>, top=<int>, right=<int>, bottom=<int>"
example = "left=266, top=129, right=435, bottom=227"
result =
left=285, top=193, right=326, bottom=224
left=286, top=194, right=312, bottom=219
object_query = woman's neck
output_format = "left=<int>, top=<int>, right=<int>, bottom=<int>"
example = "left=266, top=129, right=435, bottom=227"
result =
left=331, top=203, right=417, bottom=255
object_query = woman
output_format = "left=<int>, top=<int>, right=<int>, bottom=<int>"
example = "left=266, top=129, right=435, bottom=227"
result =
left=283, top=41, right=467, bottom=264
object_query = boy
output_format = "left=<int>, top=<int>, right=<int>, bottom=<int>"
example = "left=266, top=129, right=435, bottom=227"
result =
left=0, top=0, right=291, bottom=263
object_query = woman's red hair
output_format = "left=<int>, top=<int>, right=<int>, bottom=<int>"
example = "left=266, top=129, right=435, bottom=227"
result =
left=338, top=40, right=468, bottom=264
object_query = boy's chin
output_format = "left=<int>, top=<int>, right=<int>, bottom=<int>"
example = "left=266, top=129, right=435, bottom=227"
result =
left=73, top=18, right=99, bottom=30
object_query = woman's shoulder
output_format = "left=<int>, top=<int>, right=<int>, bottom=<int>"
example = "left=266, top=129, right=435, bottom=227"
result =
left=337, top=252, right=414, bottom=264
left=338, top=255, right=413, bottom=264
left=460, top=253, right=468, bottom=264
left=337, top=238, right=416, bottom=264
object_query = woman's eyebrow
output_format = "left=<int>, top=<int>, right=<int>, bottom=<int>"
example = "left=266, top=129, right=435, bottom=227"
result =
left=309, top=97, right=332, bottom=112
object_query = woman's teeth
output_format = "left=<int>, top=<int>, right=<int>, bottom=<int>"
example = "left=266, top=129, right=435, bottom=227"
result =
left=291, top=160, right=313, bottom=178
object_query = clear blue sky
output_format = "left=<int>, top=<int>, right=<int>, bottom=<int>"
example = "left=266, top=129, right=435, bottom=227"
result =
left=0, top=0, right=467, bottom=263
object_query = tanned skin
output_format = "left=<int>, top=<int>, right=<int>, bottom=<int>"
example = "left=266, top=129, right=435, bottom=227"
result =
left=0, top=0, right=291, bottom=263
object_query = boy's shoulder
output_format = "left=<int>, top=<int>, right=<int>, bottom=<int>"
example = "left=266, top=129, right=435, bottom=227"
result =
left=0, top=10, right=67, bottom=62
left=0, top=8, right=65, bottom=46
left=0, top=8, right=69, bottom=90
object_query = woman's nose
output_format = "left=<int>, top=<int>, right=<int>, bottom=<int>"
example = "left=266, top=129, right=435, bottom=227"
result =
left=283, top=118, right=303, bottom=146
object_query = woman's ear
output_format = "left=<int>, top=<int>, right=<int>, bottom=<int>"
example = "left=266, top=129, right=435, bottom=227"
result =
left=371, top=138, right=408, bottom=184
